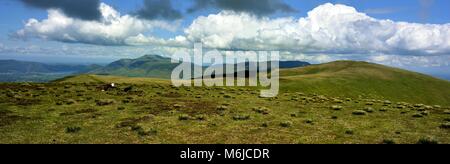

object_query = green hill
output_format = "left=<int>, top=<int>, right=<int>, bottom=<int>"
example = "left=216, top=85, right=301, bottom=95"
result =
left=2, top=60, right=450, bottom=144
left=60, top=61, right=450, bottom=106
left=90, top=54, right=310, bottom=79
left=280, top=61, right=450, bottom=106
left=90, top=55, right=179, bottom=79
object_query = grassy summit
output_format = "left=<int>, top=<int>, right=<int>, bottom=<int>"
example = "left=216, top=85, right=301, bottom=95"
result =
left=0, top=61, right=449, bottom=144
left=280, top=61, right=450, bottom=106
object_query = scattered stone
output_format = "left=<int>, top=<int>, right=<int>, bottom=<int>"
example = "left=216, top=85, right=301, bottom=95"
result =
left=330, top=105, right=343, bottom=111
left=178, top=114, right=191, bottom=120
left=412, top=113, right=424, bottom=118
left=95, top=99, right=115, bottom=106
left=280, top=121, right=292, bottom=127
left=396, top=105, right=406, bottom=109
left=173, top=104, right=183, bottom=109
left=261, top=122, right=269, bottom=128
left=194, top=115, right=207, bottom=121
left=363, top=107, right=375, bottom=113
left=333, top=99, right=344, bottom=104
left=352, top=110, right=367, bottom=116
left=252, top=107, right=270, bottom=115
left=345, top=130, right=354, bottom=135
left=420, top=111, right=430, bottom=116
left=414, top=104, right=424, bottom=108
left=417, top=137, right=439, bottom=144
left=64, top=99, right=76, bottom=105
left=233, top=115, right=250, bottom=121
left=382, top=139, right=396, bottom=144
left=216, top=105, right=228, bottom=111
left=123, top=86, right=133, bottom=92
left=423, top=106, right=433, bottom=110
left=379, top=107, right=389, bottom=112
left=65, top=126, right=81, bottom=133
left=440, top=122, right=450, bottom=129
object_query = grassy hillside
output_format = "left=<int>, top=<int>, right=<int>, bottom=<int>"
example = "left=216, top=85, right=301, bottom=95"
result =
left=54, top=74, right=171, bottom=85
left=90, top=55, right=179, bottom=79
left=90, top=54, right=311, bottom=79
left=1, top=61, right=449, bottom=144
left=280, top=61, right=450, bottom=106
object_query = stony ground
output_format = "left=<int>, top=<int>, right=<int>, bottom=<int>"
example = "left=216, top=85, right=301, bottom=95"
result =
left=0, top=82, right=449, bottom=144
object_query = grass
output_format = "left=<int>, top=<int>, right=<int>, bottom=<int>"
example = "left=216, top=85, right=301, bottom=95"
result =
left=0, top=61, right=449, bottom=144
left=0, top=80, right=448, bottom=144
left=280, top=61, right=450, bottom=106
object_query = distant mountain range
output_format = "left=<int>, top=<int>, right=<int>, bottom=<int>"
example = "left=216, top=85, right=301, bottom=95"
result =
left=0, top=60, right=101, bottom=82
left=91, top=55, right=311, bottom=79
left=0, top=60, right=100, bottom=74
left=0, top=55, right=311, bottom=82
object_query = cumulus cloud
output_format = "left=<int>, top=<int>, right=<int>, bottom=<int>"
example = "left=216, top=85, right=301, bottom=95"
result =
left=188, top=0, right=296, bottom=16
left=135, top=0, right=182, bottom=20
left=20, top=0, right=102, bottom=21
left=368, top=54, right=450, bottom=67
left=181, top=3, right=450, bottom=56
left=15, top=3, right=178, bottom=45
left=13, top=2, right=450, bottom=65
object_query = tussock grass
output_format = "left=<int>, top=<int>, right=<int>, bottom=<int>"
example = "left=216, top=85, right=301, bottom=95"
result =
left=0, top=67, right=449, bottom=144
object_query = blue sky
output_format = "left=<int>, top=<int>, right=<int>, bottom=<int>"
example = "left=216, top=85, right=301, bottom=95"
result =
left=0, top=0, right=449, bottom=79
left=2, top=0, right=450, bottom=39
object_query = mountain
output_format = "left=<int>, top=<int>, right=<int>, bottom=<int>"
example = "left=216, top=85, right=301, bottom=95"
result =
left=0, top=60, right=100, bottom=82
left=0, top=60, right=101, bottom=74
left=91, top=55, right=310, bottom=79
left=90, top=55, right=180, bottom=79
left=279, top=61, right=450, bottom=105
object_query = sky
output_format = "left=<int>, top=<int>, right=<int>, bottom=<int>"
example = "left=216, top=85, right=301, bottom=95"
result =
left=0, top=0, right=449, bottom=78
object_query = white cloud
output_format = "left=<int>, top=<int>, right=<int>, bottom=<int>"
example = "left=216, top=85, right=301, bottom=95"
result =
left=180, top=3, right=450, bottom=56
left=368, top=54, right=450, bottom=67
left=10, top=2, right=450, bottom=68
left=15, top=3, right=177, bottom=45
left=124, top=34, right=189, bottom=47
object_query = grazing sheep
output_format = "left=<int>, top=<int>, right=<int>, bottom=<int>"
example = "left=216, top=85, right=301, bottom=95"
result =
left=98, top=83, right=117, bottom=91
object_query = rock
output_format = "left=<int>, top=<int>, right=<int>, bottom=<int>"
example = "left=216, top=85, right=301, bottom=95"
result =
left=440, top=122, right=450, bottom=129
left=330, top=105, right=343, bottom=111
left=363, top=107, right=375, bottom=113
left=252, top=107, right=270, bottom=115
left=95, top=99, right=115, bottom=106
left=233, top=115, right=250, bottom=121
left=352, top=110, right=367, bottom=115
left=178, top=114, right=191, bottom=120
left=216, top=105, right=228, bottom=111
left=280, top=121, right=293, bottom=127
